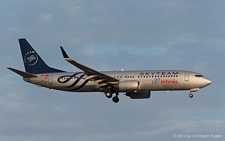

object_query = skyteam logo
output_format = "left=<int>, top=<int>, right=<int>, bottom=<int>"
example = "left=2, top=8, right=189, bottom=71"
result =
left=57, top=72, right=90, bottom=90
left=23, top=51, right=38, bottom=66
left=152, top=78, right=160, bottom=84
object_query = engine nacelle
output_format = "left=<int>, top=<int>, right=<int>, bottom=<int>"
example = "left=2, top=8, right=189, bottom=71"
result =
left=126, top=91, right=151, bottom=99
left=117, top=80, right=140, bottom=92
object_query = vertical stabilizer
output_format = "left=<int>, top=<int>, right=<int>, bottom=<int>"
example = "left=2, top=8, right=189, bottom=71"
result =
left=19, top=39, right=64, bottom=74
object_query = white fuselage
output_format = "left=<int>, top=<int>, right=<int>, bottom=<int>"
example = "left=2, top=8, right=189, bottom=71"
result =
left=24, top=70, right=211, bottom=93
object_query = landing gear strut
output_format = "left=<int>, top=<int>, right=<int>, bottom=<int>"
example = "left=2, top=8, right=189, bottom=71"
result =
left=189, top=88, right=200, bottom=98
left=112, top=93, right=119, bottom=103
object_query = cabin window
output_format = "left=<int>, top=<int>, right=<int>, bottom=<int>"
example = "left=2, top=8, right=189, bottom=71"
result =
left=195, top=75, right=204, bottom=77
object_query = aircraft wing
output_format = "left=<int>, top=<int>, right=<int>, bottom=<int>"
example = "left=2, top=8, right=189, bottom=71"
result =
left=60, top=47, right=119, bottom=86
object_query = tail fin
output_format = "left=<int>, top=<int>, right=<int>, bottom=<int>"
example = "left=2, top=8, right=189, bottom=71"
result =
left=19, top=38, right=65, bottom=74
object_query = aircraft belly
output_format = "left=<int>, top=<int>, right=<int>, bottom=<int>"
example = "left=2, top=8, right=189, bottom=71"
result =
left=60, top=80, right=99, bottom=92
left=71, top=85, right=99, bottom=92
left=52, top=83, right=99, bottom=92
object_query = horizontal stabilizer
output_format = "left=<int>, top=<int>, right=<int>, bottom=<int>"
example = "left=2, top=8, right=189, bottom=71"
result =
left=7, top=67, right=37, bottom=78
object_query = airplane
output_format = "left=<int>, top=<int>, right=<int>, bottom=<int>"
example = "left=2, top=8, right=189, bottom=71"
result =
left=8, top=39, right=212, bottom=103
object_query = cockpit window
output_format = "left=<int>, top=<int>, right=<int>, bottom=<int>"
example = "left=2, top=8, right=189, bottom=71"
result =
left=195, top=74, right=204, bottom=77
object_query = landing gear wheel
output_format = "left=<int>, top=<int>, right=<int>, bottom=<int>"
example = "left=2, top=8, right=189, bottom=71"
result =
left=189, top=93, right=193, bottom=98
left=105, top=92, right=112, bottom=98
left=112, top=96, right=119, bottom=103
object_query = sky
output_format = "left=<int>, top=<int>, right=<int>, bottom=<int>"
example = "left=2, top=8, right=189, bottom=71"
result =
left=0, top=0, right=225, bottom=141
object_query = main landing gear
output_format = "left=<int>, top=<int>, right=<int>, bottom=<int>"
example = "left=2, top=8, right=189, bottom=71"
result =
left=112, top=93, right=119, bottom=103
left=105, top=92, right=119, bottom=103
left=105, top=92, right=113, bottom=98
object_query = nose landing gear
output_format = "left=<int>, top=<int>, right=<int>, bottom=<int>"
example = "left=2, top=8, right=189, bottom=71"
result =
left=189, top=93, right=193, bottom=98
left=189, top=88, right=200, bottom=98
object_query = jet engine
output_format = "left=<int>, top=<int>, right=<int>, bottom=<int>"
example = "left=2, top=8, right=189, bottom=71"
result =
left=125, top=91, right=151, bottom=99
left=116, top=80, right=140, bottom=92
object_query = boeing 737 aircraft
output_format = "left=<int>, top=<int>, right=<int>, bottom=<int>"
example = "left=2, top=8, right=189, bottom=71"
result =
left=8, top=39, right=212, bottom=103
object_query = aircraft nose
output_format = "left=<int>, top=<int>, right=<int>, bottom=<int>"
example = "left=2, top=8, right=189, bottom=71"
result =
left=204, top=78, right=212, bottom=86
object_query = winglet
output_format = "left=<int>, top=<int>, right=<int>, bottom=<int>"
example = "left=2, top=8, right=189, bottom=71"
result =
left=60, top=46, right=69, bottom=59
